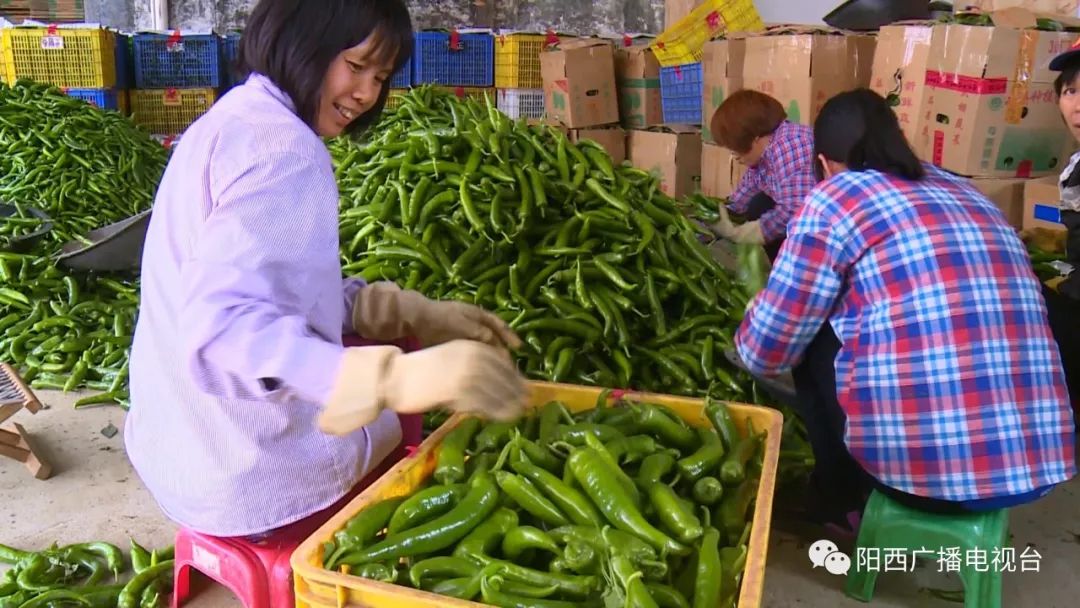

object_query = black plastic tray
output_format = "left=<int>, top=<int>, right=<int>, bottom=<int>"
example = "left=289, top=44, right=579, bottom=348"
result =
left=54, top=210, right=151, bottom=272
left=824, top=0, right=931, bottom=30
left=0, top=204, right=52, bottom=253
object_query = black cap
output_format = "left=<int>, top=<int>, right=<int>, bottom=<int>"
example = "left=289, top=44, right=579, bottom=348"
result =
left=1050, top=36, right=1080, bottom=71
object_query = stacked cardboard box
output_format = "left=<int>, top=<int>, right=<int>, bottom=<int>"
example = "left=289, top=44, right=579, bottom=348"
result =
left=541, top=38, right=626, bottom=164
left=742, top=27, right=876, bottom=127
left=615, top=43, right=664, bottom=129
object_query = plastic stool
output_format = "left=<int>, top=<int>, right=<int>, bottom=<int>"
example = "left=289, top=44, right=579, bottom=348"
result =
left=173, top=335, right=423, bottom=608
left=844, top=490, right=1009, bottom=608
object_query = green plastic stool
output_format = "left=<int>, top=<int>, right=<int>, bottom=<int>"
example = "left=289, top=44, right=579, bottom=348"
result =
left=844, top=489, right=1009, bottom=608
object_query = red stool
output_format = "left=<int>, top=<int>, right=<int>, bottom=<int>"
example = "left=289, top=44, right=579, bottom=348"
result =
left=172, top=335, right=423, bottom=608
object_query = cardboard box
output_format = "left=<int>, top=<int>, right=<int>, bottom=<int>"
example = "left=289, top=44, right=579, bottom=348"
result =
left=969, top=176, right=1029, bottom=228
left=701, top=142, right=748, bottom=198
left=919, top=20, right=1077, bottom=177
left=871, top=23, right=939, bottom=148
left=570, top=127, right=627, bottom=164
left=1023, top=175, right=1066, bottom=231
left=615, top=45, right=664, bottom=129
left=541, top=38, right=620, bottom=129
left=701, top=38, right=747, bottom=143
left=954, top=0, right=1080, bottom=18
left=665, top=0, right=701, bottom=29
left=628, top=127, right=703, bottom=198
left=742, top=29, right=877, bottom=126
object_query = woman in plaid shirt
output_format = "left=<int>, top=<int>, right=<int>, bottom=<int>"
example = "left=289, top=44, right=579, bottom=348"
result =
left=735, top=89, right=1077, bottom=530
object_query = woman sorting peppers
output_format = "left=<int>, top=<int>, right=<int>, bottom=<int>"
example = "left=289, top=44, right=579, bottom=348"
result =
left=123, top=0, right=528, bottom=538
left=708, top=89, right=817, bottom=260
left=734, top=88, right=1077, bottom=532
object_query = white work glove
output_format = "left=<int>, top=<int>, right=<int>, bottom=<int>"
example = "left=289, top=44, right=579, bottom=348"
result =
left=352, top=282, right=522, bottom=351
left=318, top=340, right=529, bottom=436
left=709, top=205, right=765, bottom=245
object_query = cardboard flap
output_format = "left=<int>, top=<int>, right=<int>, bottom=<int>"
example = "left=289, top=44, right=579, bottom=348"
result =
left=560, top=37, right=613, bottom=50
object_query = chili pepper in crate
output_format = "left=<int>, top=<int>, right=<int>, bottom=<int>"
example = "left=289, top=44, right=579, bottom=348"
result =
left=704, top=398, right=740, bottom=452
left=609, top=554, right=660, bottom=608
left=430, top=575, right=482, bottom=600
left=548, top=526, right=659, bottom=566
left=692, top=528, right=723, bottom=608
left=692, top=477, right=724, bottom=506
left=510, top=460, right=604, bottom=527
left=408, top=556, right=480, bottom=589
left=434, top=417, right=481, bottom=485
left=677, top=428, right=726, bottom=482
left=453, top=506, right=518, bottom=564
left=470, top=559, right=599, bottom=598
left=474, top=421, right=516, bottom=453
left=605, top=434, right=659, bottom=464
left=480, top=575, right=579, bottom=608
left=387, top=483, right=467, bottom=534
left=629, top=404, right=697, bottom=452
left=494, top=471, right=570, bottom=526
left=510, top=435, right=562, bottom=473
left=560, top=540, right=598, bottom=574
left=719, top=544, right=748, bottom=603
left=720, top=430, right=763, bottom=487
left=717, top=478, right=758, bottom=545
left=647, top=583, right=692, bottom=608
left=646, top=482, right=704, bottom=544
left=537, top=401, right=572, bottom=443
left=325, top=496, right=405, bottom=568
left=637, top=451, right=678, bottom=487
left=552, top=422, right=625, bottom=445
left=338, top=472, right=499, bottom=565
left=501, top=526, right=561, bottom=561
left=567, top=447, right=688, bottom=556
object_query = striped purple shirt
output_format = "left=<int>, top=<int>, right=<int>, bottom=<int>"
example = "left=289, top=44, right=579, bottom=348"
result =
left=124, top=74, right=401, bottom=536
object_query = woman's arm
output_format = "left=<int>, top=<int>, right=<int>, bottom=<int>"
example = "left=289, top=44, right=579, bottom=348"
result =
left=729, top=166, right=765, bottom=214
left=180, top=150, right=348, bottom=405
left=734, top=184, right=853, bottom=375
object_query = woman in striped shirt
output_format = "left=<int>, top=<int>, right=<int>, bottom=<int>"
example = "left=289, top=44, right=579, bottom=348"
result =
left=735, top=88, right=1077, bottom=531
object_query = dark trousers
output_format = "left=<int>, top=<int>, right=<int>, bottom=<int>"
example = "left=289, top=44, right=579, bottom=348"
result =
left=790, top=323, right=988, bottom=516
left=1043, top=285, right=1080, bottom=425
left=742, top=192, right=783, bottom=262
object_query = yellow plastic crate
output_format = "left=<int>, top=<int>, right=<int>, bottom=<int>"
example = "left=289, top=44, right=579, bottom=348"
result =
left=2, top=27, right=117, bottom=88
left=129, top=87, right=216, bottom=135
left=494, top=33, right=547, bottom=89
left=440, top=85, right=494, bottom=105
left=385, top=88, right=408, bottom=110
left=651, top=0, right=764, bottom=67
left=291, top=381, right=782, bottom=608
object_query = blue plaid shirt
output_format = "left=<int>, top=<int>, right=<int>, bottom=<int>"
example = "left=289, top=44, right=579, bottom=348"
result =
left=736, top=164, right=1077, bottom=501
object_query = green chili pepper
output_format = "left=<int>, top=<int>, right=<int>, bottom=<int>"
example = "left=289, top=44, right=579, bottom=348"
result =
left=494, top=471, right=569, bottom=527
left=435, top=417, right=481, bottom=485
left=387, top=483, right=467, bottom=535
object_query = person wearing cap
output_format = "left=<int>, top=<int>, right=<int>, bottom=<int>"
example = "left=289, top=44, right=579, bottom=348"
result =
left=734, top=88, right=1076, bottom=532
left=707, top=89, right=817, bottom=260
left=1035, top=43, right=1080, bottom=419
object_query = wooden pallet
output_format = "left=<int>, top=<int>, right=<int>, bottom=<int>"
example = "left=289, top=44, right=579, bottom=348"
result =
left=0, top=363, right=51, bottom=480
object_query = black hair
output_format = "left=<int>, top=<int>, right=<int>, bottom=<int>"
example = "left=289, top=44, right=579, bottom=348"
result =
left=1055, top=63, right=1080, bottom=97
left=813, top=88, right=925, bottom=182
left=237, top=0, right=413, bottom=137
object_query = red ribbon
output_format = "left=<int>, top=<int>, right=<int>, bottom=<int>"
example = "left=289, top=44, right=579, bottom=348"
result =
left=706, top=11, right=721, bottom=28
left=46, top=24, right=58, bottom=35
left=453, top=86, right=465, bottom=98
left=166, top=29, right=182, bottom=50
left=674, top=65, right=683, bottom=79
left=449, top=29, right=461, bottom=51
left=623, top=34, right=633, bottom=47
left=545, top=29, right=559, bottom=47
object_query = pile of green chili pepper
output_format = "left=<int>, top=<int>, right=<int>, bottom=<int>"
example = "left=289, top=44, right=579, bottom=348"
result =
left=0, top=539, right=173, bottom=608
left=323, top=396, right=762, bottom=608
left=331, top=85, right=755, bottom=403
left=0, top=79, right=163, bottom=405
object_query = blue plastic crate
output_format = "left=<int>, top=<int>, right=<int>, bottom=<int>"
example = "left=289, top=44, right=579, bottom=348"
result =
left=413, top=31, right=493, bottom=87
left=133, top=33, right=223, bottom=88
left=114, top=34, right=132, bottom=90
left=222, top=32, right=242, bottom=89
left=390, top=58, right=411, bottom=88
left=64, top=88, right=121, bottom=111
left=660, top=62, right=703, bottom=124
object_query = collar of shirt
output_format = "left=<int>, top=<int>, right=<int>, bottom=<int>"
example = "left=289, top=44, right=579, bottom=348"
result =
left=757, top=120, right=793, bottom=174
left=245, top=73, right=298, bottom=114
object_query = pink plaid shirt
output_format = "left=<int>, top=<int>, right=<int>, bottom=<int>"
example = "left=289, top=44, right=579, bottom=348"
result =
left=729, top=120, right=817, bottom=242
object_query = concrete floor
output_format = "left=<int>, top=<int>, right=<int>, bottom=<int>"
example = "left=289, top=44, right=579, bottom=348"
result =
left=2, top=388, right=1079, bottom=607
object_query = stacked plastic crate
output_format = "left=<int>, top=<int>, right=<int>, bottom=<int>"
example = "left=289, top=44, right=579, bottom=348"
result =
left=659, top=61, right=703, bottom=125
left=386, top=53, right=411, bottom=106
left=493, top=33, right=546, bottom=120
left=130, top=31, right=222, bottom=137
left=1, top=24, right=126, bottom=112
left=411, top=29, right=494, bottom=107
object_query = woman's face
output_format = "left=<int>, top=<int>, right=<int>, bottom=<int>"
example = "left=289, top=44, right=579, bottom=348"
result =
left=1059, top=73, right=1080, bottom=143
left=316, top=35, right=395, bottom=138
left=732, top=135, right=770, bottom=167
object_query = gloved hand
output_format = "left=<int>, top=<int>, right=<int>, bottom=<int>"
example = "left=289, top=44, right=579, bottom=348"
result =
left=352, top=282, right=522, bottom=351
left=709, top=205, right=766, bottom=245
left=318, top=340, right=529, bottom=436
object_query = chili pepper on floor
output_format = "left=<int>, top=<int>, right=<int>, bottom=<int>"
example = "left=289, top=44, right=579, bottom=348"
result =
left=118, top=560, right=173, bottom=608
left=338, top=472, right=499, bottom=565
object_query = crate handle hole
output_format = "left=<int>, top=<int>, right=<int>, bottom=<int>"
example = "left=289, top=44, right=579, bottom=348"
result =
left=586, top=89, right=599, bottom=97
